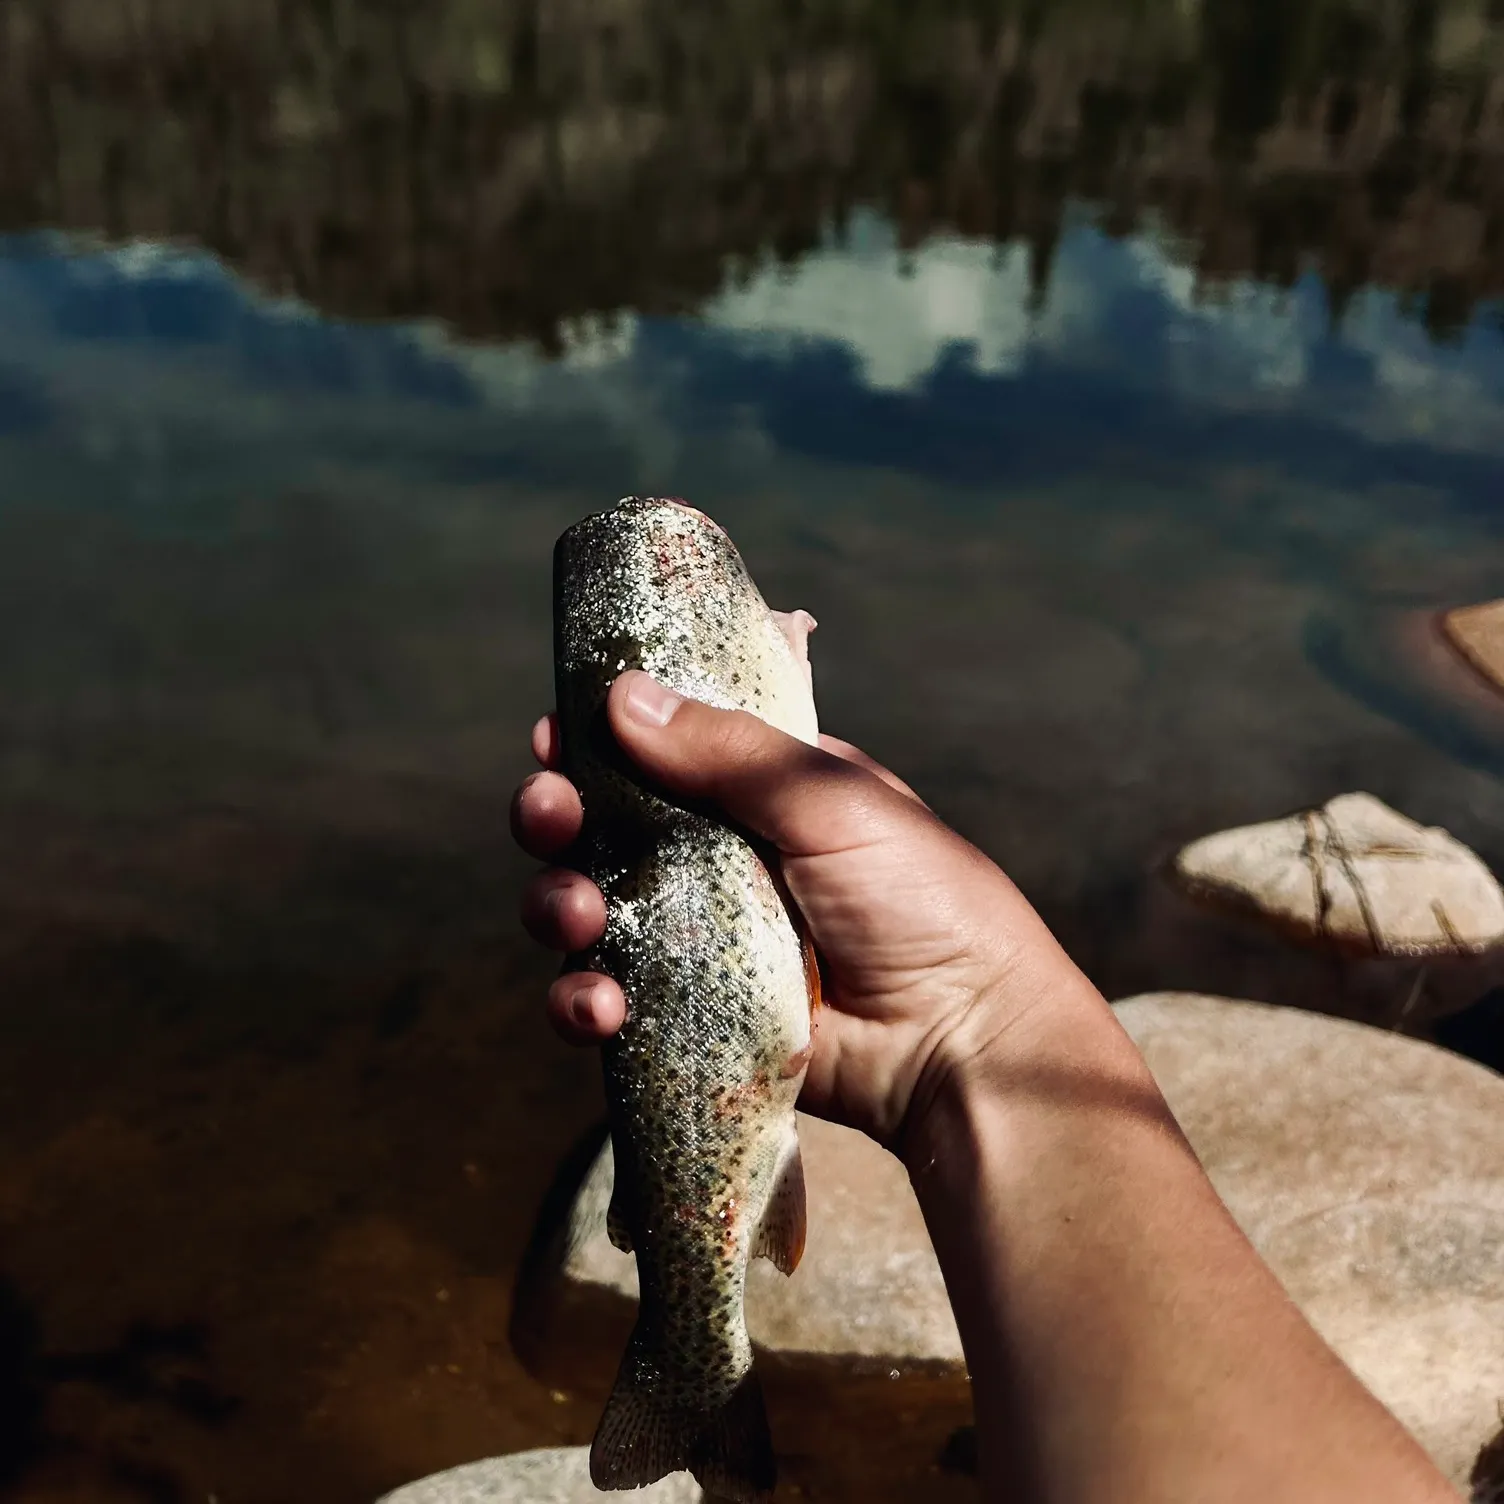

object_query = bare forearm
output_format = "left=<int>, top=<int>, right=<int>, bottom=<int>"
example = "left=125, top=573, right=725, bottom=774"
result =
left=905, top=981, right=1456, bottom=1504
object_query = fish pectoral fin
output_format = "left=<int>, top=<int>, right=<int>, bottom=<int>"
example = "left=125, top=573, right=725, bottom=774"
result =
left=606, top=1185, right=635, bottom=1254
left=591, top=1342, right=775, bottom=1502
left=751, top=1136, right=806, bottom=1276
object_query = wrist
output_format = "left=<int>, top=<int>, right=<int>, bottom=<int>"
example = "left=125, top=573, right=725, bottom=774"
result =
left=896, top=966, right=1155, bottom=1184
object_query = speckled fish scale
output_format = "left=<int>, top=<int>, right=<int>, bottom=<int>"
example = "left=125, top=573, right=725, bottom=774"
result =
left=553, top=498, right=820, bottom=1502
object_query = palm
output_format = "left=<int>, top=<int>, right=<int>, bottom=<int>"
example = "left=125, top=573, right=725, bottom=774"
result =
left=514, top=698, right=1044, bottom=1147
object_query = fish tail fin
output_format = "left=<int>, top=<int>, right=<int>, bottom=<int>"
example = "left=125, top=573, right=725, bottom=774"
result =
left=590, top=1340, right=775, bottom=1501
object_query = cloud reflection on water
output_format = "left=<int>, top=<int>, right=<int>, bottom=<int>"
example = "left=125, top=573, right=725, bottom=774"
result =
left=3, top=210, right=1503, bottom=492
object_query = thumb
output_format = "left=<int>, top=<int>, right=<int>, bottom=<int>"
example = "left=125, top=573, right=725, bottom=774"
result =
left=606, top=670, right=916, bottom=858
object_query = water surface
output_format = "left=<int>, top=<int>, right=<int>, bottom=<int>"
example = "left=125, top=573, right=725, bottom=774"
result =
left=1, top=4, right=1503, bottom=1500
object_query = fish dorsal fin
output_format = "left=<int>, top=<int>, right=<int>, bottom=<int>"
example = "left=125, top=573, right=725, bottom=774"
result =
left=751, top=1135, right=806, bottom=1276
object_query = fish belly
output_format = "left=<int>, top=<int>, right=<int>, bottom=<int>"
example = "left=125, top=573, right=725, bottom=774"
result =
left=587, top=821, right=811, bottom=1501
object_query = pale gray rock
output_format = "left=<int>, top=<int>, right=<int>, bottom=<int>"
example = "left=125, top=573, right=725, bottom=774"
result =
left=1445, top=600, right=1504, bottom=696
left=1173, top=791, right=1504, bottom=958
left=1117, top=992, right=1504, bottom=1491
left=518, top=995, right=1504, bottom=1496
left=376, top=1447, right=702, bottom=1503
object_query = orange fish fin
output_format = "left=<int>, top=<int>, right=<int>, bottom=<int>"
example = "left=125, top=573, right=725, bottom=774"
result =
left=751, top=1136, right=806, bottom=1276
left=591, top=1339, right=775, bottom=1501
left=800, top=923, right=823, bottom=1021
left=606, top=1184, right=634, bottom=1254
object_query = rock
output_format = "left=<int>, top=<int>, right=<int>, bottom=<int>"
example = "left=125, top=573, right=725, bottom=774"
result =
left=376, top=1446, right=702, bottom=1503
left=1173, top=791, right=1504, bottom=961
left=1445, top=600, right=1504, bottom=696
left=511, top=1115, right=974, bottom=1503
left=1116, top=992, right=1504, bottom=1492
left=518, top=996, right=1504, bottom=1497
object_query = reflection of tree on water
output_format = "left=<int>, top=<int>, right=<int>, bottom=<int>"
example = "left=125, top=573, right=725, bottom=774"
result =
left=1, top=0, right=1500, bottom=345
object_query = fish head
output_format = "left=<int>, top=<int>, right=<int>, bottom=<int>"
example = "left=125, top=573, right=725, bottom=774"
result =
left=555, top=497, right=819, bottom=746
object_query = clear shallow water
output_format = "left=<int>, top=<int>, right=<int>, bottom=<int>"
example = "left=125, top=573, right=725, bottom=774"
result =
left=4, top=212, right=1502, bottom=920
left=2, top=6, right=1504, bottom=1500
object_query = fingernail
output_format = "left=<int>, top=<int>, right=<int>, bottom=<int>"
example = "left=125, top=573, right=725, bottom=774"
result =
left=544, top=886, right=567, bottom=919
left=623, top=673, right=682, bottom=727
left=569, top=985, right=598, bottom=1025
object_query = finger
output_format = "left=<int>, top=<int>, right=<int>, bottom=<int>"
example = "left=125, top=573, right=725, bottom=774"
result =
left=531, top=713, right=561, bottom=769
left=547, top=971, right=627, bottom=1045
left=521, top=869, right=607, bottom=952
left=818, top=734, right=929, bottom=808
left=606, top=671, right=931, bottom=858
left=510, top=771, right=583, bottom=859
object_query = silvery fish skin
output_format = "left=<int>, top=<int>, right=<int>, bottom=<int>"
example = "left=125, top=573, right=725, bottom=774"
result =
left=553, top=498, right=820, bottom=1501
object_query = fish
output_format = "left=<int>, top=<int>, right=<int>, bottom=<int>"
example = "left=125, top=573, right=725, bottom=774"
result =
left=553, top=497, right=821, bottom=1501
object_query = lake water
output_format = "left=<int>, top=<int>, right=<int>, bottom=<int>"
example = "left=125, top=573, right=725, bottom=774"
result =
left=2, top=4, right=1503, bottom=1500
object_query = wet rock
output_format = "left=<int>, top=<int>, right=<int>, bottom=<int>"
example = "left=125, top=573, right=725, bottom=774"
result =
left=1445, top=601, right=1504, bottom=696
left=511, top=1114, right=972, bottom=1503
left=376, top=1446, right=702, bottom=1502
left=1173, top=791, right=1504, bottom=966
left=1116, top=992, right=1504, bottom=1491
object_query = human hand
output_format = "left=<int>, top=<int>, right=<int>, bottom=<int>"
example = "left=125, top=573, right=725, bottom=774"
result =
left=513, top=670, right=1096, bottom=1152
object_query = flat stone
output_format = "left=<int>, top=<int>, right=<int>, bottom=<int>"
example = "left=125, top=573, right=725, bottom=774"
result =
left=1444, top=600, right=1504, bottom=696
left=1173, top=791, right=1504, bottom=960
left=512, top=1115, right=973, bottom=1502
left=376, top=1447, right=702, bottom=1503
left=1116, top=992, right=1504, bottom=1491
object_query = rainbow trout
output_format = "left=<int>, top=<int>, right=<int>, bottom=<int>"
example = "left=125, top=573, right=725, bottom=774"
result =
left=553, top=498, right=820, bottom=1501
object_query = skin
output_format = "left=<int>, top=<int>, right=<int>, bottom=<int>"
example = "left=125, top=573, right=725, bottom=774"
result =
left=515, top=669, right=1460, bottom=1504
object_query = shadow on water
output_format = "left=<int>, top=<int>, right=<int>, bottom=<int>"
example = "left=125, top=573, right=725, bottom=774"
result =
left=0, top=1276, right=239, bottom=1500
left=1435, top=987, right=1504, bottom=1075
left=0, top=1279, right=46, bottom=1487
left=1303, top=608, right=1504, bottom=779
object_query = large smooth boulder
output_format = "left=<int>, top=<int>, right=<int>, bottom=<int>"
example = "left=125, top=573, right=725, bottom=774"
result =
left=511, top=1114, right=973, bottom=1503
left=1117, top=992, right=1504, bottom=1492
left=516, top=995, right=1504, bottom=1497
left=376, top=1447, right=702, bottom=1503
left=1445, top=600, right=1504, bottom=696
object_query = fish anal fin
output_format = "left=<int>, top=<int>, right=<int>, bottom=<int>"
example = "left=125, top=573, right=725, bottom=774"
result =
left=606, top=1183, right=634, bottom=1254
left=591, top=1337, right=775, bottom=1502
left=800, top=922, right=822, bottom=1021
left=752, top=1137, right=806, bottom=1276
